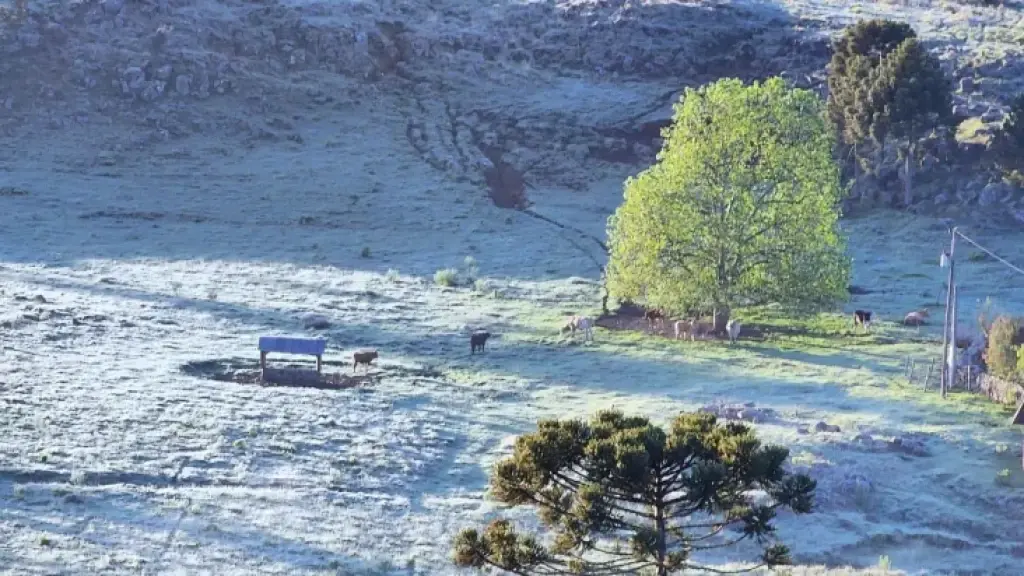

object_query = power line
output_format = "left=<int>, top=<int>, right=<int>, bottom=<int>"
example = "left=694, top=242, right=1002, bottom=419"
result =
left=955, top=230, right=1024, bottom=278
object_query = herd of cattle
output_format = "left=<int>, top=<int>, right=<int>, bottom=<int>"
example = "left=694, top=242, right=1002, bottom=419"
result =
left=343, top=306, right=935, bottom=373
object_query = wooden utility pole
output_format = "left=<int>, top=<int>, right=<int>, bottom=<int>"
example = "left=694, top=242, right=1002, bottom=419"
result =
left=940, top=226, right=958, bottom=399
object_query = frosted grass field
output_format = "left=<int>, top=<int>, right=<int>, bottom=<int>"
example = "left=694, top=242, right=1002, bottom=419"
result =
left=2, top=94, right=1024, bottom=575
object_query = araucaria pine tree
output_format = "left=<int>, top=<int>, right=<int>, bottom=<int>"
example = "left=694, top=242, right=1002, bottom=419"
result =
left=826, top=19, right=951, bottom=206
left=453, top=410, right=817, bottom=575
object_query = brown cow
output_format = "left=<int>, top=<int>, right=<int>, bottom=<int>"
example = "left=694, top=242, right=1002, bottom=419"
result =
left=352, top=349, right=378, bottom=372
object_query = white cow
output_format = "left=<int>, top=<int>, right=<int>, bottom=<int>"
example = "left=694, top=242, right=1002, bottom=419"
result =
left=673, top=320, right=689, bottom=340
left=575, top=316, right=594, bottom=342
left=726, top=319, right=742, bottom=344
left=564, top=316, right=594, bottom=342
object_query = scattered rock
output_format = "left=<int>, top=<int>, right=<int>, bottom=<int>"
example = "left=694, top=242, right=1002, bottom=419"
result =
left=96, top=151, right=117, bottom=166
left=154, top=64, right=173, bottom=81
left=700, top=403, right=775, bottom=423
left=31, top=295, right=47, bottom=304
left=101, top=0, right=123, bottom=15
left=121, top=67, right=146, bottom=94
left=814, top=421, right=841, bottom=433
left=301, top=313, right=332, bottom=330
left=175, top=74, right=192, bottom=96
left=958, top=76, right=976, bottom=94
left=980, top=183, right=1003, bottom=207
left=981, top=107, right=1004, bottom=123
left=838, top=472, right=874, bottom=495
left=889, top=435, right=930, bottom=457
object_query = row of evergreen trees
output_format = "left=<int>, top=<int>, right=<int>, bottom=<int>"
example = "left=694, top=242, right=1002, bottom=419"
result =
left=828, top=19, right=1024, bottom=203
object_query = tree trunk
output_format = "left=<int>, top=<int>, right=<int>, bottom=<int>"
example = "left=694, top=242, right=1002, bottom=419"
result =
left=713, top=307, right=730, bottom=334
left=903, top=143, right=915, bottom=208
left=599, top=267, right=610, bottom=316
left=655, top=501, right=667, bottom=576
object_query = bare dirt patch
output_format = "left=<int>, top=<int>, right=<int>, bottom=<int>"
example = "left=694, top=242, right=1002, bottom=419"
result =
left=180, top=358, right=378, bottom=390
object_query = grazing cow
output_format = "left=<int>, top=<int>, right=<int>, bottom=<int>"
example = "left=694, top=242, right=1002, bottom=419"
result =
left=645, top=309, right=664, bottom=329
left=673, top=320, right=690, bottom=340
left=561, top=316, right=579, bottom=334
left=689, top=321, right=713, bottom=341
left=575, top=316, right=594, bottom=342
left=903, top=309, right=930, bottom=327
left=853, top=309, right=873, bottom=331
left=470, top=330, right=491, bottom=354
left=726, top=319, right=742, bottom=344
left=562, top=316, right=594, bottom=342
left=352, top=349, right=378, bottom=372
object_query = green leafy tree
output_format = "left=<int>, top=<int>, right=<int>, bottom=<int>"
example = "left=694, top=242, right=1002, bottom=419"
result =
left=453, top=410, right=816, bottom=575
left=605, top=77, right=850, bottom=331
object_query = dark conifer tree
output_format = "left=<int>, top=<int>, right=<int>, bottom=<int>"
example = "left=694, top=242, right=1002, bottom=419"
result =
left=453, top=410, right=816, bottom=575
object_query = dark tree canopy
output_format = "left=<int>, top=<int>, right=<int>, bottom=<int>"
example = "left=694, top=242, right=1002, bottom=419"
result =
left=453, top=410, right=817, bottom=576
left=827, top=20, right=951, bottom=206
left=993, top=94, right=1024, bottom=179
left=827, top=19, right=917, bottom=148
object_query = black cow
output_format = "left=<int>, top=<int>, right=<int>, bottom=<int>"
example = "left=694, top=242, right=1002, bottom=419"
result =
left=853, top=310, right=872, bottom=331
left=470, top=331, right=491, bottom=354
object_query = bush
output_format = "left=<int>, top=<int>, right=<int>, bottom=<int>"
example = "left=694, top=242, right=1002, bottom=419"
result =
left=462, top=256, right=479, bottom=283
left=986, top=315, right=1021, bottom=380
left=434, top=268, right=458, bottom=287
left=1016, top=344, right=1024, bottom=377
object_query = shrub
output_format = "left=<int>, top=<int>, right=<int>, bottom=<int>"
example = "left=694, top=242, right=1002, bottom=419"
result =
left=462, top=256, right=479, bottom=282
left=986, top=315, right=1021, bottom=380
left=360, top=246, right=372, bottom=258
left=978, top=296, right=996, bottom=336
left=434, top=268, right=458, bottom=287
left=1016, top=344, right=1024, bottom=378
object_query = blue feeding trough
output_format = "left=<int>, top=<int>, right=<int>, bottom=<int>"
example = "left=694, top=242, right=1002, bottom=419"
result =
left=258, top=336, right=328, bottom=374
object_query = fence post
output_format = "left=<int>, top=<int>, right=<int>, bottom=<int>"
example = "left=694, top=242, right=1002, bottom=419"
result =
left=924, top=359, right=935, bottom=390
left=908, top=359, right=916, bottom=385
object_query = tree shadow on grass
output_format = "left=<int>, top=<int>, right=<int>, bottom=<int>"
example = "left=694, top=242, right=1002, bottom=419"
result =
left=738, top=342, right=899, bottom=375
